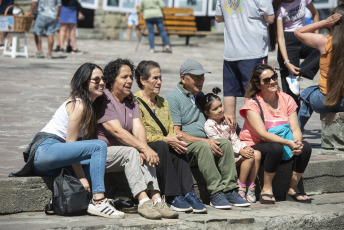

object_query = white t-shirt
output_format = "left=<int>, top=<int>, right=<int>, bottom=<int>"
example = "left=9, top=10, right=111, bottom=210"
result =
left=41, top=98, right=82, bottom=140
left=215, top=0, right=274, bottom=61
left=277, top=0, right=312, bottom=32
left=32, top=0, right=61, bottom=19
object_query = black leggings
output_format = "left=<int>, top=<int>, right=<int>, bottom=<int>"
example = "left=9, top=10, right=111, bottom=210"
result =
left=148, top=141, right=194, bottom=196
left=252, top=141, right=312, bottom=173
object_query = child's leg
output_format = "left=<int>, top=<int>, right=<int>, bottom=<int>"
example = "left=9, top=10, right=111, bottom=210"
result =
left=239, top=157, right=254, bottom=184
left=247, top=150, right=261, bottom=183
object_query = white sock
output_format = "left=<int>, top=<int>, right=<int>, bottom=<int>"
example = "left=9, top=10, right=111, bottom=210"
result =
left=138, top=197, right=150, bottom=206
left=153, top=198, right=162, bottom=205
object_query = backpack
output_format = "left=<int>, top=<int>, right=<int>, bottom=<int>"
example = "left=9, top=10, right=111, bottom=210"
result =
left=45, top=168, right=89, bottom=216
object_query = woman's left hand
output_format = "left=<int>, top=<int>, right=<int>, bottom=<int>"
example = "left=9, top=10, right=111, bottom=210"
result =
left=79, top=178, right=91, bottom=193
left=291, top=139, right=303, bottom=156
left=163, top=134, right=187, bottom=154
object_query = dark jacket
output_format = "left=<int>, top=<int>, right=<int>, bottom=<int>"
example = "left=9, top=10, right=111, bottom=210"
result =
left=9, top=132, right=65, bottom=177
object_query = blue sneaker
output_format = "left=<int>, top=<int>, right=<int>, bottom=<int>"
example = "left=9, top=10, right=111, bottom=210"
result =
left=210, top=192, right=232, bottom=209
left=170, top=195, right=193, bottom=212
left=225, top=190, right=251, bottom=207
left=184, top=191, right=207, bottom=213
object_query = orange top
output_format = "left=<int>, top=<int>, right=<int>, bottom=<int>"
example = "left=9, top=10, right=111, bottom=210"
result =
left=318, top=35, right=332, bottom=95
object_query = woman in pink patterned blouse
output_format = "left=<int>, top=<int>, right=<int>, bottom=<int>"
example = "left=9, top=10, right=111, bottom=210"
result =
left=203, top=88, right=261, bottom=203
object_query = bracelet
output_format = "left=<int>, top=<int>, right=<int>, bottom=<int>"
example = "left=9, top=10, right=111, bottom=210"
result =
left=284, top=59, right=290, bottom=65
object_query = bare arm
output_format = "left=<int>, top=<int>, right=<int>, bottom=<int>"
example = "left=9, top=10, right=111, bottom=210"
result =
left=246, top=110, right=295, bottom=148
left=65, top=101, right=90, bottom=192
left=307, top=2, right=319, bottom=33
left=294, top=14, right=342, bottom=54
left=264, top=14, right=275, bottom=24
left=102, top=118, right=159, bottom=165
left=174, top=125, right=223, bottom=156
left=28, top=2, right=38, bottom=15
left=215, top=15, right=224, bottom=23
left=277, top=19, right=300, bottom=75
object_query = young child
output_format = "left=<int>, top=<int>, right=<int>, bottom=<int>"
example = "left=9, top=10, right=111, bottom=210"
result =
left=203, top=87, right=261, bottom=203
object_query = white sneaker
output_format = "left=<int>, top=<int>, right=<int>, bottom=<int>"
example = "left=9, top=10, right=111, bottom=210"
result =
left=286, top=75, right=301, bottom=96
left=87, top=198, right=125, bottom=219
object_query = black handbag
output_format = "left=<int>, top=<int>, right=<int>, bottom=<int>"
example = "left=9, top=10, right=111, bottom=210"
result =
left=45, top=168, right=89, bottom=216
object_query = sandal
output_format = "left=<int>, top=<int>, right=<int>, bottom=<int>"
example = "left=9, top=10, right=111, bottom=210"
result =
left=289, top=193, right=312, bottom=203
left=259, top=194, right=275, bottom=205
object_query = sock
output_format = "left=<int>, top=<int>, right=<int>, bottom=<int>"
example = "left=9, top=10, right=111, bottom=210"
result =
left=238, top=179, right=246, bottom=187
left=247, top=180, right=255, bottom=187
left=153, top=198, right=162, bottom=205
left=93, top=197, right=106, bottom=205
left=138, top=197, right=150, bottom=206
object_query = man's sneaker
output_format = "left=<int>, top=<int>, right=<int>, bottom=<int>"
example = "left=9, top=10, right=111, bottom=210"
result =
left=53, top=45, right=60, bottom=52
left=71, top=49, right=83, bottom=55
left=210, top=192, right=232, bottom=209
left=286, top=75, right=301, bottom=96
left=138, top=200, right=162, bottom=220
left=154, top=198, right=179, bottom=219
left=170, top=195, right=193, bottom=212
left=87, top=198, right=125, bottom=219
left=225, top=190, right=251, bottom=207
left=184, top=191, right=207, bottom=213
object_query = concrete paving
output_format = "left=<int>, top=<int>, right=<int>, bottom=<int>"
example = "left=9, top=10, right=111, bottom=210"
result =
left=1, top=34, right=344, bottom=229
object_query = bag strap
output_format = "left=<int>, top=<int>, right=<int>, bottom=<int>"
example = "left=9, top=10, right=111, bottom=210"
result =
left=136, top=97, right=168, bottom=136
left=45, top=199, right=55, bottom=215
left=252, top=96, right=265, bottom=123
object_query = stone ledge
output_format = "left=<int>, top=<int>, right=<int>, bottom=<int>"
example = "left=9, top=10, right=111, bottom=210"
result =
left=1, top=155, right=344, bottom=214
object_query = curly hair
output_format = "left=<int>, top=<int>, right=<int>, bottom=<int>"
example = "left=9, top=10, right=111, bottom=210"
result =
left=103, top=58, right=135, bottom=91
left=135, top=60, right=160, bottom=89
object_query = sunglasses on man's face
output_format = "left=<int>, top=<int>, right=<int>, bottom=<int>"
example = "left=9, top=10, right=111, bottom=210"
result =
left=90, top=76, right=107, bottom=84
left=261, top=73, right=278, bottom=84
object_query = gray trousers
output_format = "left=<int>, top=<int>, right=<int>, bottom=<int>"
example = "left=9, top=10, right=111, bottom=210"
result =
left=106, top=146, right=160, bottom=198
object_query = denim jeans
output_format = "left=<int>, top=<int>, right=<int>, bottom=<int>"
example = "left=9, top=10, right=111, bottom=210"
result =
left=33, top=138, right=107, bottom=194
left=298, top=88, right=344, bottom=131
left=145, top=17, right=170, bottom=49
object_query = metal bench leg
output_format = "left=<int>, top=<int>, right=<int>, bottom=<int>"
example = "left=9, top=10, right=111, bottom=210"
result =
left=185, top=36, right=190, bottom=46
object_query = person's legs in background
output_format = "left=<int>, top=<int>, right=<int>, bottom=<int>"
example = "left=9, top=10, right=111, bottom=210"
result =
left=53, top=23, right=61, bottom=51
left=155, top=17, right=171, bottom=52
left=145, top=18, right=156, bottom=52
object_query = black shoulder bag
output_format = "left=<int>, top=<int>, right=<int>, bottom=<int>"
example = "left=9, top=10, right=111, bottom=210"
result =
left=45, top=168, right=89, bottom=216
left=252, top=96, right=265, bottom=123
left=136, top=97, right=168, bottom=136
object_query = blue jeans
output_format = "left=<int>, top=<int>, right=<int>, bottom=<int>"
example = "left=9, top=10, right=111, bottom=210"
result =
left=33, top=138, right=107, bottom=194
left=145, top=17, right=170, bottom=49
left=298, top=88, right=344, bottom=131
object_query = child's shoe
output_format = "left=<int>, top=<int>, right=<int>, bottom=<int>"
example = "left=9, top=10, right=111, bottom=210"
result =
left=237, top=179, right=247, bottom=200
left=246, top=183, right=257, bottom=203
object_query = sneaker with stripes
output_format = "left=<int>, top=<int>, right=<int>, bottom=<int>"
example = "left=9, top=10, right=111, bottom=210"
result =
left=87, top=198, right=125, bottom=219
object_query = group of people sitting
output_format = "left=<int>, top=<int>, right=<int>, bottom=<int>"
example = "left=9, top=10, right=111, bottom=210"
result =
left=12, top=5, right=344, bottom=220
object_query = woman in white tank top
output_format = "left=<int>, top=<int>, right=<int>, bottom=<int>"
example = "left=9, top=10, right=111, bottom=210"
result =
left=32, top=63, right=125, bottom=219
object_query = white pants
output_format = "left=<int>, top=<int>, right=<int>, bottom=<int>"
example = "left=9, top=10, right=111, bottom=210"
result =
left=106, top=146, right=160, bottom=197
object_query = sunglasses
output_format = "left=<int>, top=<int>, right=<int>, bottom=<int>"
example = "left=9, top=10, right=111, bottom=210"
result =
left=261, top=73, right=278, bottom=84
left=90, top=76, right=107, bottom=84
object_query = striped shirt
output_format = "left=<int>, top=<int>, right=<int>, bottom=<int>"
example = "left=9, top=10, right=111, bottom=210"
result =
left=166, top=83, right=207, bottom=138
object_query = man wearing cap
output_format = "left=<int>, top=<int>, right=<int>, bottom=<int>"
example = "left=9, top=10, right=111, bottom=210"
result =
left=215, top=0, right=274, bottom=127
left=166, top=59, right=250, bottom=209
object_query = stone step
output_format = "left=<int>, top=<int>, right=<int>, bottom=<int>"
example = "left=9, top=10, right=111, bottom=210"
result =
left=1, top=150, right=343, bottom=215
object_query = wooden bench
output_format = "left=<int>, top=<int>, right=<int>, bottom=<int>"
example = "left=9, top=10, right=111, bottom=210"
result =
left=139, top=7, right=209, bottom=45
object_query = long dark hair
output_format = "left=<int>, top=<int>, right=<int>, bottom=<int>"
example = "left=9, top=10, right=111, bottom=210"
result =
left=201, top=87, right=222, bottom=113
left=269, top=0, right=283, bottom=52
left=245, top=64, right=277, bottom=98
left=325, top=5, right=344, bottom=106
left=70, top=62, right=102, bottom=140
left=135, top=60, right=160, bottom=89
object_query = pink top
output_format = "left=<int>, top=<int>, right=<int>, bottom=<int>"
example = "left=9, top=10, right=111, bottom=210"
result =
left=204, top=118, right=246, bottom=162
left=239, top=91, right=298, bottom=147
left=277, top=0, right=311, bottom=32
